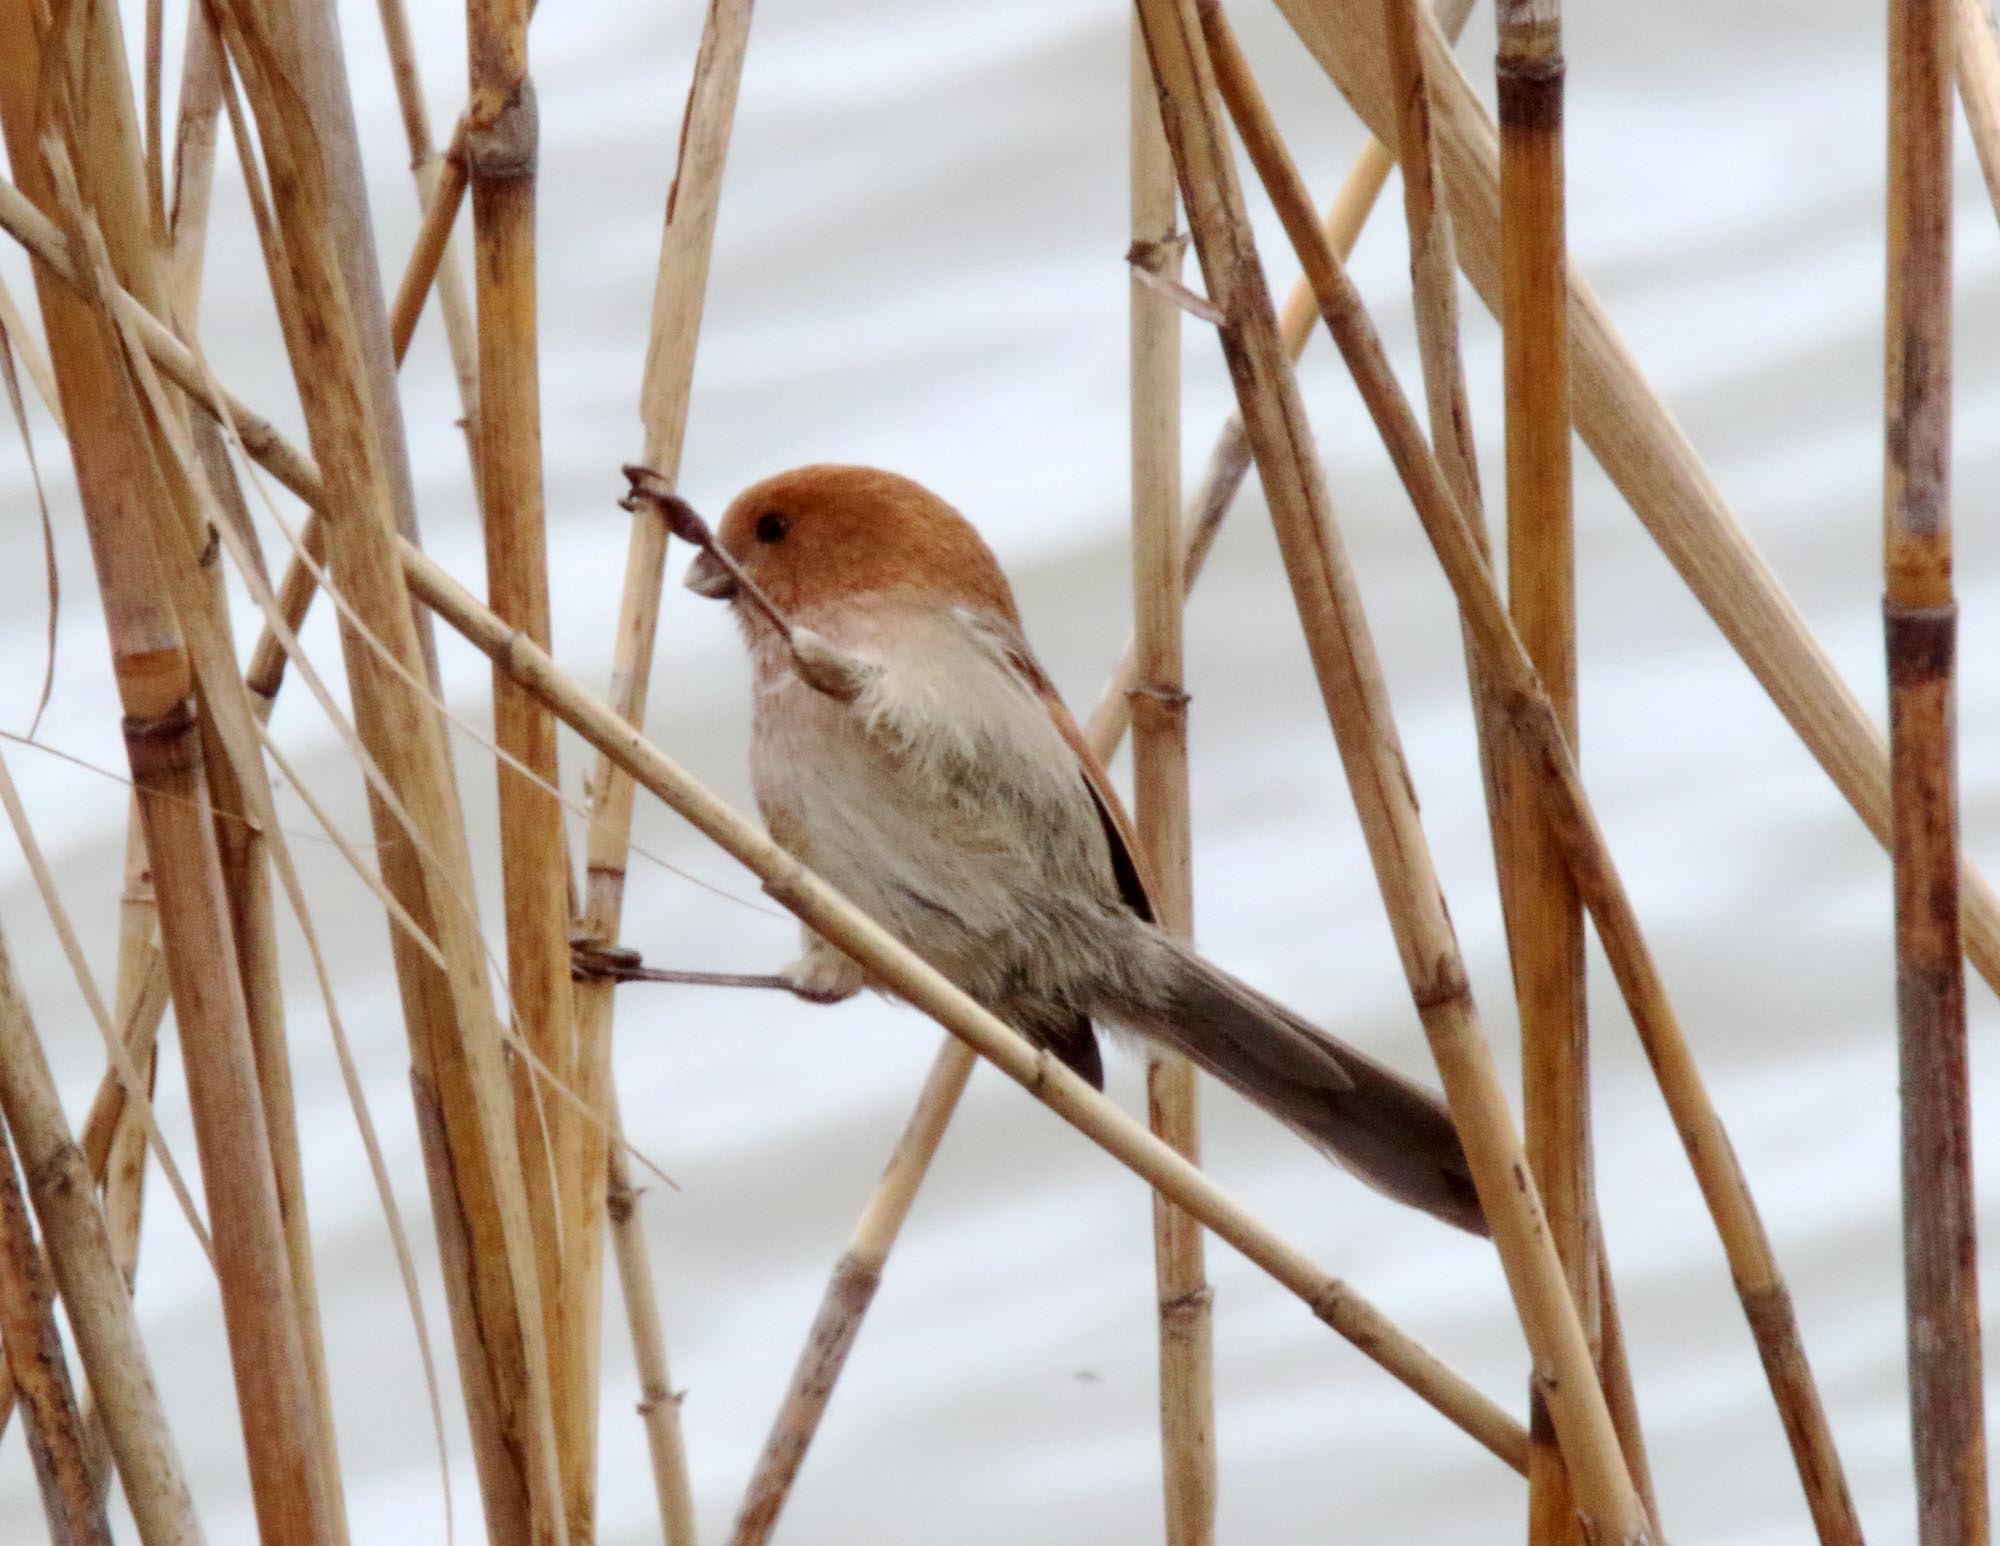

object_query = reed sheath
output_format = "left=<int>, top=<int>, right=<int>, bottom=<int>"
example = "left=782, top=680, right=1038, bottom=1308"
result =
left=1202, top=12, right=1859, bottom=1535
left=1957, top=0, right=2000, bottom=221
left=1887, top=1, right=1986, bottom=1540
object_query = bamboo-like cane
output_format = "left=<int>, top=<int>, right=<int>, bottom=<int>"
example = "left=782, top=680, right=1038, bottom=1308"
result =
left=464, top=5, right=586, bottom=1532
left=1958, top=0, right=2000, bottom=222
left=376, top=0, right=483, bottom=482
left=0, top=18, right=344, bottom=1545
left=572, top=3, right=755, bottom=1537
left=1137, top=4, right=1647, bottom=1538
left=1130, top=18, right=1216, bottom=1545
left=0, top=922, right=201, bottom=1546
left=1493, top=6, right=1591, bottom=1542
left=1887, top=2, right=1986, bottom=1541
left=399, top=534, right=1530, bottom=1470
left=1270, top=0, right=2000, bottom=997
left=728, top=1040, right=979, bottom=1546
left=0, top=1111, right=113, bottom=1546
left=1200, top=15, right=1860, bottom=1538
left=206, top=4, right=568, bottom=1542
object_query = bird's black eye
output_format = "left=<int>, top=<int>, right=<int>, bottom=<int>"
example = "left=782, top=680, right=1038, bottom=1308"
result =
left=755, top=510, right=790, bottom=544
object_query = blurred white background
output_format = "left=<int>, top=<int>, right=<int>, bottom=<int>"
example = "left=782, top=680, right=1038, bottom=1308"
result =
left=1, top=0, right=1996, bottom=1541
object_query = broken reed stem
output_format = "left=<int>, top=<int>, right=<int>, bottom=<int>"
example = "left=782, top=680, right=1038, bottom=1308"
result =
left=573, top=3, right=755, bottom=1536
left=1203, top=14, right=1860, bottom=1538
left=1143, top=5, right=1646, bottom=1538
left=466, top=5, right=586, bottom=1533
left=1494, top=5, right=1593, bottom=1541
left=1958, top=0, right=2000, bottom=222
left=728, top=1040, right=979, bottom=1546
left=399, top=536, right=1530, bottom=1471
left=209, top=2, right=568, bottom=1541
left=376, top=0, right=484, bottom=482
left=1887, top=1, right=1987, bottom=1540
left=0, top=1111, right=113, bottom=1546
left=1269, top=0, right=2000, bottom=999
left=0, top=920, right=202, bottom=1546
left=1130, top=18, right=1216, bottom=1546
left=1085, top=0, right=1482, bottom=759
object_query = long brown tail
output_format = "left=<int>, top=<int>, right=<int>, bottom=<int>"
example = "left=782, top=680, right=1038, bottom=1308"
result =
left=1109, top=938, right=1486, bottom=1235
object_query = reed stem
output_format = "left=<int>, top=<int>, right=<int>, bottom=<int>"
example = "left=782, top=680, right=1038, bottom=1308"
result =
left=1887, top=1, right=1985, bottom=1539
left=1147, top=5, right=1647, bottom=1536
left=1957, top=0, right=2000, bottom=222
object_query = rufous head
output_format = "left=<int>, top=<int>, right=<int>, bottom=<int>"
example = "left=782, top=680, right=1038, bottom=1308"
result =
left=683, top=465, right=1021, bottom=627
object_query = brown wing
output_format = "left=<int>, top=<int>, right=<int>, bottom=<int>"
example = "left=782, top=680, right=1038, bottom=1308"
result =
left=988, top=627, right=1156, bottom=923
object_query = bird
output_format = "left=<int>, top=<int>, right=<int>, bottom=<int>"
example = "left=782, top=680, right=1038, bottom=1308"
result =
left=681, top=463, right=1484, bottom=1234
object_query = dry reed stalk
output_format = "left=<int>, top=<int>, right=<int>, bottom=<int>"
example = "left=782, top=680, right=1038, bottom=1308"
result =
left=208, top=3, right=568, bottom=1540
left=1201, top=17, right=1861, bottom=1537
left=1140, top=5, right=1646, bottom=1536
left=1270, top=0, right=2000, bottom=997
left=1085, top=0, right=1485, bottom=759
left=1, top=15, right=343, bottom=1542
left=166, top=3, right=224, bottom=310
left=728, top=1040, right=979, bottom=1546
left=465, top=4, right=586, bottom=1530
left=399, top=535, right=1531, bottom=1471
left=1130, top=19, right=1216, bottom=1545
left=0, top=1112, right=113, bottom=1546
left=1494, top=6, right=1591, bottom=1541
left=1887, top=2, right=1986, bottom=1539
left=376, top=0, right=483, bottom=479
left=0, top=921, right=201, bottom=1546
left=1958, top=0, right=2000, bottom=220
left=102, top=819, right=162, bottom=1287
left=571, top=2, right=754, bottom=1534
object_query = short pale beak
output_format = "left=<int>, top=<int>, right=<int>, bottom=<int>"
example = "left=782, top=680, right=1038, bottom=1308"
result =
left=683, top=548, right=738, bottom=601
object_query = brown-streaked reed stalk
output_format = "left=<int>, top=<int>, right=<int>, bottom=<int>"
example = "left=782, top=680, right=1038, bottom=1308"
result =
left=0, top=1110, right=112, bottom=1546
left=1958, top=0, right=2000, bottom=221
left=1135, top=4, right=1650, bottom=1537
left=1887, top=1, right=1986, bottom=1540
left=572, top=2, right=755, bottom=1538
left=1271, top=0, right=2000, bottom=996
left=1130, top=17, right=1216, bottom=1546
left=205, top=1, right=568, bottom=1541
left=1199, top=12, right=1861, bottom=1539
left=465, top=2, right=588, bottom=1533
left=400, top=528, right=1532, bottom=1471
left=0, top=11, right=344, bottom=1543
left=0, top=921, right=201, bottom=1546
left=1494, top=5, right=1592, bottom=1541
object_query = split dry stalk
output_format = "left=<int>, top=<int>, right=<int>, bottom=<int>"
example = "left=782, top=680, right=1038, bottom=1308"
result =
left=0, top=919, right=202, bottom=1546
left=1130, top=18, right=1216, bottom=1545
left=1887, top=1, right=1987, bottom=1540
left=1138, top=4, right=1647, bottom=1538
left=571, top=2, right=755, bottom=1537
left=1201, top=13, right=1858, bottom=1538
left=0, top=14, right=343, bottom=1542
left=208, top=2, right=568, bottom=1541
left=1270, top=0, right=2000, bottom=998
left=399, top=534, right=1531, bottom=1471
left=0, top=1111, right=113, bottom=1546
left=1494, top=5, right=1593, bottom=1540
left=465, top=3, right=586, bottom=1531
left=728, top=1040, right=979, bottom=1546
left=1957, top=0, right=2000, bottom=222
